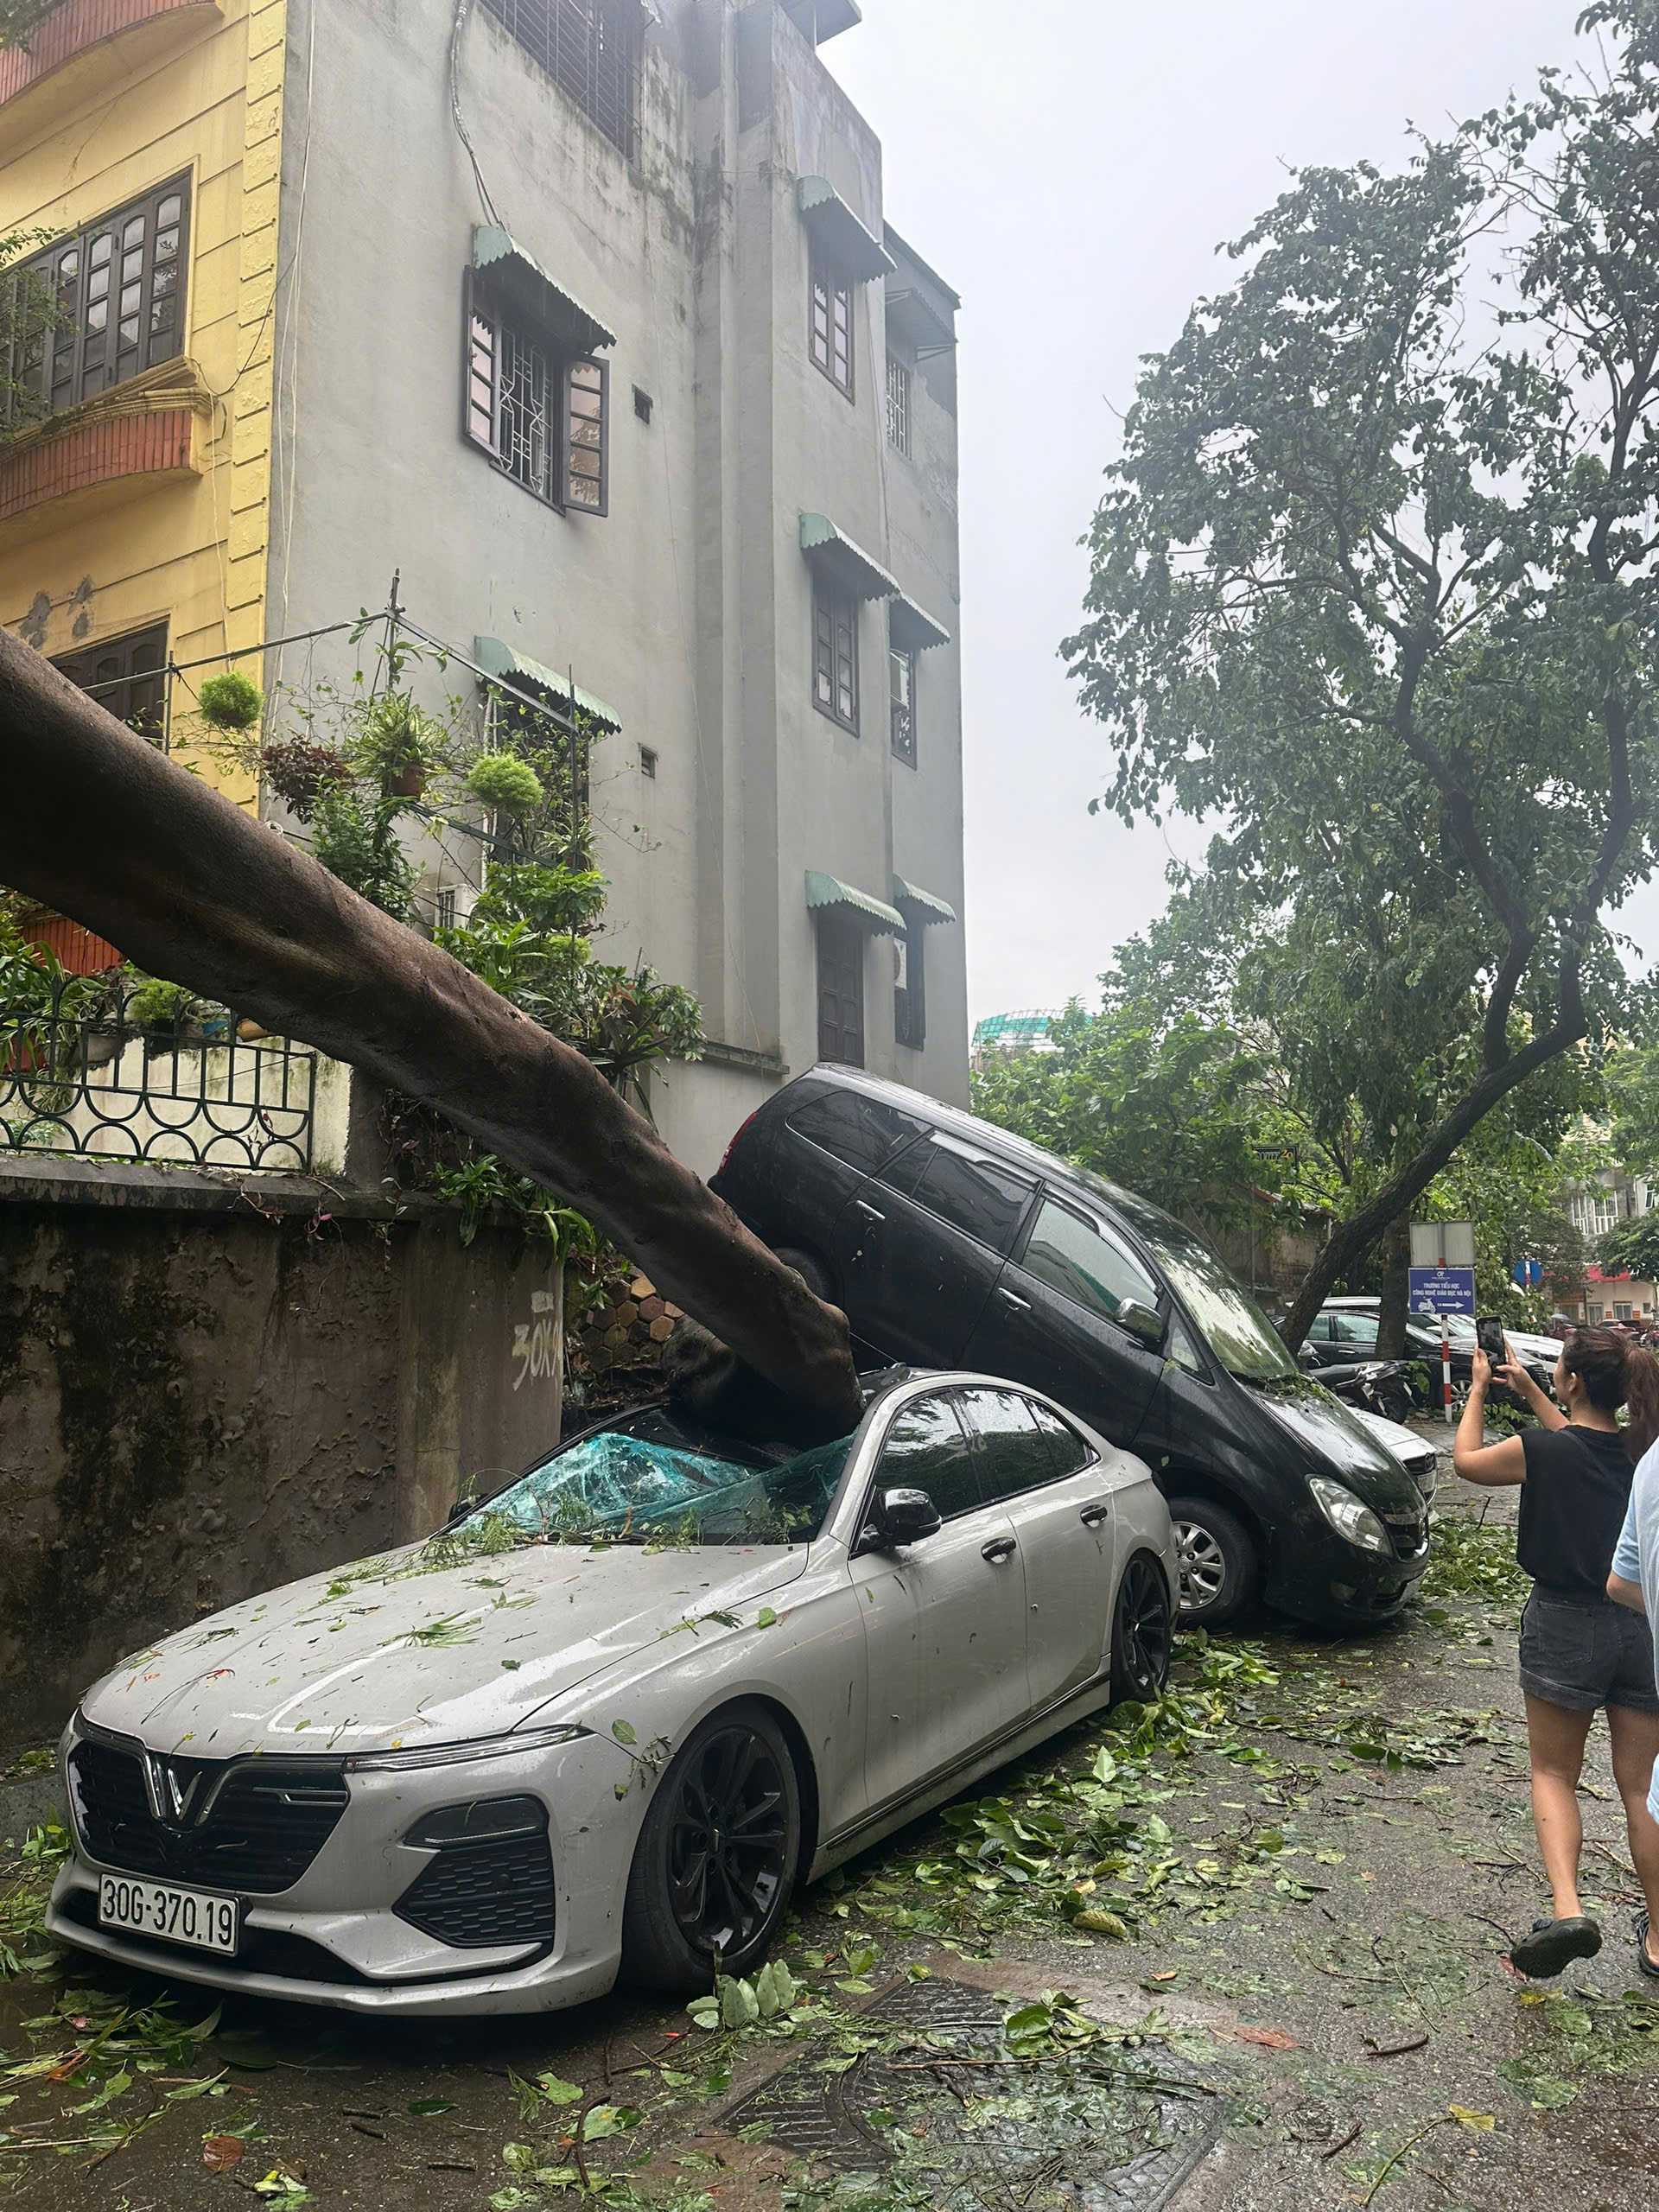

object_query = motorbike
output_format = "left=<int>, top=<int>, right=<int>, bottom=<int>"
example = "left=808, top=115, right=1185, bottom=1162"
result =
left=1292, top=1343, right=1418, bottom=1426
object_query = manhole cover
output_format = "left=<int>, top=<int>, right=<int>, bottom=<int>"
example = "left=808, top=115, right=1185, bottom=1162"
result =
left=719, top=1976, right=1224, bottom=2207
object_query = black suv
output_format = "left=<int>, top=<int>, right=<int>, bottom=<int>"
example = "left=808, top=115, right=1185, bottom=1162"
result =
left=712, top=1068, right=1433, bottom=1630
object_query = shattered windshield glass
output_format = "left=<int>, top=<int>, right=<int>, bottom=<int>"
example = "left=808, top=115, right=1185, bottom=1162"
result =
left=460, top=1410, right=859, bottom=1548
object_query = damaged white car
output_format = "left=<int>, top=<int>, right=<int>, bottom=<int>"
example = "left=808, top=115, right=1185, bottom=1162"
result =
left=51, top=1370, right=1177, bottom=2016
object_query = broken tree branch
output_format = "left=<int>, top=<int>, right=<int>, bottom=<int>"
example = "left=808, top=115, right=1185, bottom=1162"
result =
left=0, top=634, right=863, bottom=1440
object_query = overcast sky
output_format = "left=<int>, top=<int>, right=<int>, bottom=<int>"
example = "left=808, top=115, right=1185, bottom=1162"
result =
left=823, top=0, right=1631, bottom=1029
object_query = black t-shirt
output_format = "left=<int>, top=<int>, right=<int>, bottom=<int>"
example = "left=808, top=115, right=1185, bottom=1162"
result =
left=1517, top=1424, right=1635, bottom=1598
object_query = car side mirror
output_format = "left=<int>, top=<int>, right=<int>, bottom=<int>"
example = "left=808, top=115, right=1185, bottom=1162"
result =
left=868, top=1487, right=942, bottom=1550
left=1116, top=1298, right=1165, bottom=1350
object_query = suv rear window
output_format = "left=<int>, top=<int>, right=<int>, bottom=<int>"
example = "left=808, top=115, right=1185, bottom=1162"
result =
left=786, top=1091, right=927, bottom=1176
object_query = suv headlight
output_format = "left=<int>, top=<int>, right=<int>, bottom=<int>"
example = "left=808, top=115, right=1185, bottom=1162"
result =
left=1308, top=1475, right=1392, bottom=1557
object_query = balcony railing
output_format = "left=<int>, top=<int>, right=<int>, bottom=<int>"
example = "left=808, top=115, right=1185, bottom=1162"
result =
left=2, top=977, right=316, bottom=1173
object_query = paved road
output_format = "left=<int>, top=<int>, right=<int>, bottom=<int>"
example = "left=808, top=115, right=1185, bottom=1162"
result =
left=3, top=1455, right=1656, bottom=2212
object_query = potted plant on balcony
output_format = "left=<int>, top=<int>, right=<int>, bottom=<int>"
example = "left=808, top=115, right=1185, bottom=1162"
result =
left=127, top=972, right=230, bottom=1054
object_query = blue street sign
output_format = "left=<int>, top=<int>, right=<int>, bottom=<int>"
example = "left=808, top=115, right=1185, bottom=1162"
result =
left=1409, top=1266, right=1477, bottom=1318
left=1513, top=1258, right=1543, bottom=1288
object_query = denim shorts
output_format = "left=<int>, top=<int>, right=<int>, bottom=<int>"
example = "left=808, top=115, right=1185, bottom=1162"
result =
left=1518, top=1587, right=1659, bottom=1715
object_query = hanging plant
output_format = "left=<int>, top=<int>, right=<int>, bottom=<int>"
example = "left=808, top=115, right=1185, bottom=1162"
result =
left=197, top=671, right=264, bottom=734
left=465, top=752, right=544, bottom=818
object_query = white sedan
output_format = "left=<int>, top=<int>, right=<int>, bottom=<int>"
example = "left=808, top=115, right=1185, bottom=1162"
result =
left=50, top=1370, right=1177, bottom=2016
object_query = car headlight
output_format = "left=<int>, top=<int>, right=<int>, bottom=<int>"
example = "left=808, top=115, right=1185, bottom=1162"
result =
left=1307, top=1475, right=1392, bottom=1557
left=344, top=1725, right=588, bottom=1773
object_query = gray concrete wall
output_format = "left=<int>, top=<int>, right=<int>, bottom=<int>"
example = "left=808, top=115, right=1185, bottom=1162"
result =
left=0, top=1158, right=562, bottom=1751
left=266, top=0, right=969, bottom=1177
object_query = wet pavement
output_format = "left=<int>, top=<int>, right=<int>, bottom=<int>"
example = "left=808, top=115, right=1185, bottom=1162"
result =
left=3, top=1446, right=1658, bottom=2212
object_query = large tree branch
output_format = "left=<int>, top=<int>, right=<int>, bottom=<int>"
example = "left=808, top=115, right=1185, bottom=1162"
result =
left=0, top=635, right=864, bottom=1440
left=1280, top=996, right=1587, bottom=1347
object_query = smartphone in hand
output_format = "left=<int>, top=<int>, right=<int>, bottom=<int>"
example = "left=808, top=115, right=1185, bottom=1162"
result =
left=1477, top=1315, right=1506, bottom=1365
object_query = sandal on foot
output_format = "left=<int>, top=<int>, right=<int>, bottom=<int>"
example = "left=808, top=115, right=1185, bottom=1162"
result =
left=1508, top=1916, right=1603, bottom=1979
left=1633, top=1913, right=1659, bottom=1980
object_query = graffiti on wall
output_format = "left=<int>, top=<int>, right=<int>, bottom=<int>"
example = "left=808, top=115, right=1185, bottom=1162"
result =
left=512, top=1287, right=560, bottom=1394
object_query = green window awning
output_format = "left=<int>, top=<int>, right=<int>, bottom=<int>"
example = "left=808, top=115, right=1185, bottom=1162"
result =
left=798, top=177, right=894, bottom=283
left=884, top=286, right=956, bottom=359
left=893, top=877, right=957, bottom=927
left=888, top=593, right=950, bottom=653
left=781, top=0, right=862, bottom=43
left=806, top=871, right=906, bottom=936
left=474, top=636, right=621, bottom=734
left=800, top=512, right=898, bottom=601
left=473, top=226, right=616, bottom=357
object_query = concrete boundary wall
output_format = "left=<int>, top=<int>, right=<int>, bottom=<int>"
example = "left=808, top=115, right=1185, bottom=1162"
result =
left=0, top=1155, right=563, bottom=1749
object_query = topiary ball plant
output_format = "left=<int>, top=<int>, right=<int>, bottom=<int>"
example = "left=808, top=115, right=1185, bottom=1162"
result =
left=197, top=671, right=264, bottom=733
left=466, top=752, right=544, bottom=818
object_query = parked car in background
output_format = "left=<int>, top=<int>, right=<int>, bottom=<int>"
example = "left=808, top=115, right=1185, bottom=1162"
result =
left=52, top=1370, right=1174, bottom=2018
left=711, top=1069, right=1434, bottom=1631
left=1311, top=1300, right=1557, bottom=1397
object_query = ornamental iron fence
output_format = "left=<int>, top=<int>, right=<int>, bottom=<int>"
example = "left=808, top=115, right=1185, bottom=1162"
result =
left=2, top=976, right=316, bottom=1173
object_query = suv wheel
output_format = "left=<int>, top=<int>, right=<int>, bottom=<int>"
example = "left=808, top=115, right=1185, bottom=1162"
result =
left=1167, top=1496, right=1257, bottom=1628
left=773, top=1246, right=835, bottom=1302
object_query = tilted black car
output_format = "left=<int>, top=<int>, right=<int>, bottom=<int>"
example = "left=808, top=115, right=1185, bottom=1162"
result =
left=711, top=1069, right=1433, bottom=1630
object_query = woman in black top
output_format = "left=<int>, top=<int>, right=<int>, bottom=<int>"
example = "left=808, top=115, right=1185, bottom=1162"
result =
left=1454, top=1325, right=1659, bottom=1978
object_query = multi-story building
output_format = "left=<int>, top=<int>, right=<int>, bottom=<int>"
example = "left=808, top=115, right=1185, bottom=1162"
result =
left=0, top=0, right=969, bottom=1173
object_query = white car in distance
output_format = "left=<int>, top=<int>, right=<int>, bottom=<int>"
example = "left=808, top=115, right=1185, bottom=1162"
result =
left=51, top=1370, right=1177, bottom=2018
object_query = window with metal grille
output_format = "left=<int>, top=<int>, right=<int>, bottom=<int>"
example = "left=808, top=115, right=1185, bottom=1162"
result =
left=810, top=257, right=854, bottom=398
left=886, top=353, right=910, bottom=454
left=5, top=177, right=189, bottom=424
left=53, top=623, right=168, bottom=745
left=812, top=582, right=858, bottom=733
left=464, top=272, right=609, bottom=516
left=479, top=0, right=644, bottom=160
left=889, top=642, right=915, bottom=766
left=433, top=887, right=458, bottom=933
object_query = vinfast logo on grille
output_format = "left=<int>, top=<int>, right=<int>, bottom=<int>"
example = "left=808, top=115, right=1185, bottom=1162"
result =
left=143, top=1753, right=212, bottom=1830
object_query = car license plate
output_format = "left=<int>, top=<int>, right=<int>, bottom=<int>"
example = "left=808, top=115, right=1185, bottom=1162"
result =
left=97, top=1873, right=239, bottom=1956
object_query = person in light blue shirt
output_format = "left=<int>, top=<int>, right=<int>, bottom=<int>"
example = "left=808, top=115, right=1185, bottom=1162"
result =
left=1608, top=1434, right=1659, bottom=1976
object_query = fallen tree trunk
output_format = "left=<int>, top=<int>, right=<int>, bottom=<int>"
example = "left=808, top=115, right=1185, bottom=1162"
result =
left=0, top=635, right=864, bottom=1440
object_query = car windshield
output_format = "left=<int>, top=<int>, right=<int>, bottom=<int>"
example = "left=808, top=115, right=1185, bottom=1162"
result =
left=1138, top=1222, right=1297, bottom=1382
left=458, top=1408, right=859, bottom=1550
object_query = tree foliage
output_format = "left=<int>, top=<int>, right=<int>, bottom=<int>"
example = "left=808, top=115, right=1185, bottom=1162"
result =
left=970, top=998, right=1329, bottom=1236
left=1065, top=2, right=1659, bottom=1343
left=1599, top=1208, right=1659, bottom=1283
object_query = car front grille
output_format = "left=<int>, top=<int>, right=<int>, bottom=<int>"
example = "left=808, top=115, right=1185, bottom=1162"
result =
left=394, top=1834, right=557, bottom=1949
left=1382, top=1508, right=1429, bottom=1560
left=68, top=1739, right=349, bottom=1896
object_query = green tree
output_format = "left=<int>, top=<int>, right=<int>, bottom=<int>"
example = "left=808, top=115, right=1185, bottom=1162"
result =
left=1065, top=2, right=1659, bottom=1346
left=971, top=996, right=1332, bottom=1236
left=1599, top=1209, right=1659, bottom=1284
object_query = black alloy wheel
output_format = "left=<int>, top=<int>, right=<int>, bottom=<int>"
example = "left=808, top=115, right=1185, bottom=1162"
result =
left=622, top=1701, right=802, bottom=1992
left=1110, top=1553, right=1173, bottom=1702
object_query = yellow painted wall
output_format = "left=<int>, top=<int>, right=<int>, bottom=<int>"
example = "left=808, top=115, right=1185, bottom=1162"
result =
left=0, top=0, right=284, bottom=804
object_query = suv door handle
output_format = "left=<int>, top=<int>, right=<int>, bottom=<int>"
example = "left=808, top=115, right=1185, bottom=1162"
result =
left=855, top=1200, right=886, bottom=1224
left=1079, top=1501, right=1111, bottom=1528
left=981, top=1535, right=1017, bottom=1564
left=995, top=1287, right=1031, bottom=1313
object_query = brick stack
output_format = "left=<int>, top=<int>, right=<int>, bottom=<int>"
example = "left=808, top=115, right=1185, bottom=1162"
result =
left=575, top=1272, right=685, bottom=1382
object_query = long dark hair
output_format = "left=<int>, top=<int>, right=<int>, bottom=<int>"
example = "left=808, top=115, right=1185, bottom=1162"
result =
left=1562, top=1325, right=1659, bottom=1461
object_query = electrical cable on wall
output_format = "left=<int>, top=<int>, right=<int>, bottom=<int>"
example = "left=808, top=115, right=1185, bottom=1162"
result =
left=449, top=0, right=503, bottom=227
